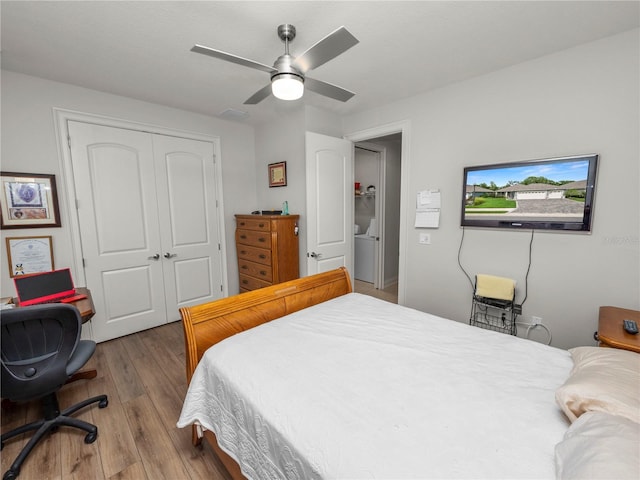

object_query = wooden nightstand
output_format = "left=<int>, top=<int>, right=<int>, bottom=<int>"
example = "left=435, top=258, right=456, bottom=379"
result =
left=596, top=306, right=640, bottom=353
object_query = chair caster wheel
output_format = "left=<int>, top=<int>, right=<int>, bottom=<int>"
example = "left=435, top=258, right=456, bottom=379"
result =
left=84, top=431, right=97, bottom=444
left=3, top=468, right=19, bottom=480
left=99, top=398, right=108, bottom=408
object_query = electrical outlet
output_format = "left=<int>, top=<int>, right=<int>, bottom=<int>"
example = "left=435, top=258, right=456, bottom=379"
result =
left=419, top=233, right=431, bottom=245
left=531, top=316, right=542, bottom=325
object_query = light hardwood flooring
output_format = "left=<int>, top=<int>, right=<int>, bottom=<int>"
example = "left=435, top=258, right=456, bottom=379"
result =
left=354, top=279, right=398, bottom=304
left=1, top=321, right=231, bottom=480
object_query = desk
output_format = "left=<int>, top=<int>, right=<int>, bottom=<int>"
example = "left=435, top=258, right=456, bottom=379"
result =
left=65, top=287, right=95, bottom=323
left=596, top=306, right=640, bottom=353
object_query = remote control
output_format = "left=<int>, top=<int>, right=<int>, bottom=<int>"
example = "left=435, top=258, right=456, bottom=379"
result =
left=623, top=319, right=638, bottom=335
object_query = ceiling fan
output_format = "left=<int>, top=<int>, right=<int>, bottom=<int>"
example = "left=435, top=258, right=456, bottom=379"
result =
left=191, top=24, right=359, bottom=104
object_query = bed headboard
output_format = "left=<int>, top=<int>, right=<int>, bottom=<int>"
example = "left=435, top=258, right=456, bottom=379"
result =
left=180, top=267, right=352, bottom=382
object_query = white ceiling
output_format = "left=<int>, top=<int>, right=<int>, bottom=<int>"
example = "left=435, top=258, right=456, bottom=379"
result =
left=2, top=1, right=638, bottom=126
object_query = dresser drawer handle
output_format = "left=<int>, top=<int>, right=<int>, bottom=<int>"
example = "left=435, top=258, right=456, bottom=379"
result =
left=242, top=279, right=248, bottom=285
left=241, top=265, right=248, bottom=270
left=259, top=254, right=266, bottom=259
left=258, top=223, right=265, bottom=228
left=258, top=237, right=266, bottom=242
left=260, top=271, right=267, bottom=276
left=240, top=234, right=247, bottom=239
left=240, top=250, right=247, bottom=255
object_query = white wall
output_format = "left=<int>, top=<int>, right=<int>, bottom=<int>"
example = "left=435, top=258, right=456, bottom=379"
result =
left=0, top=71, right=257, bottom=297
left=254, top=105, right=344, bottom=277
left=342, top=29, right=640, bottom=349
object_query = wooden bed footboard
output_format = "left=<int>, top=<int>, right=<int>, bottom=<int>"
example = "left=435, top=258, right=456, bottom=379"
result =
left=180, top=267, right=352, bottom=385
left=180, top=267, right=353, bottom=451
left=179, top=267, right=351, bottom=455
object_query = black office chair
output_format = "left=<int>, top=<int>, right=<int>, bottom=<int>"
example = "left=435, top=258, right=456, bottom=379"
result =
left=0, top=304, right=108, bottom=480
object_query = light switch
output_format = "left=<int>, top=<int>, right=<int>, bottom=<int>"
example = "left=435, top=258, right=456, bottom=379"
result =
left=419, top=233, right=431, bottom=244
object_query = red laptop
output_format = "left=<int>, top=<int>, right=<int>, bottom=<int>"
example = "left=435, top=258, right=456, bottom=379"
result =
left=13, top=268, right=87, bottom=306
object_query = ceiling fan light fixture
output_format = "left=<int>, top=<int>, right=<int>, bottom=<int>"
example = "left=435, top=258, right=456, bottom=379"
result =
left=271, top=73, right=304, bottom=101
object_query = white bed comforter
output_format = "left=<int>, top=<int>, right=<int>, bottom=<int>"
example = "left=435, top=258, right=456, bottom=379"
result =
left=178, top=293, right=572, bottom=479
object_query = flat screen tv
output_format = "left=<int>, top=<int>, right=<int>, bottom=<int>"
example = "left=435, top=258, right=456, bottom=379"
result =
left=461, top=154, right=598, bottom=232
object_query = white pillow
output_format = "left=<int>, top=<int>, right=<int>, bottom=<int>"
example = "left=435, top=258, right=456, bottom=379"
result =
left=555, top=411, right=640, bottom=479
left=555, top=346, right=640, bottom=423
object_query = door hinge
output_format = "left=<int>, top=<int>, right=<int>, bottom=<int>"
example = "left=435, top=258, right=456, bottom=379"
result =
left=82, top=258, right=86, bottom=267
left=218, top=243, right=221, bottom=250
left=75, top=199, right=80, bottom=210
left=67, top=135, right=71, bottom=149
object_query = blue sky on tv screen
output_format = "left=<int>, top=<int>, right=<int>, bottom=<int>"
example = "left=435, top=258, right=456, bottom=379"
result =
left=467, top=159, right=589, bottom=187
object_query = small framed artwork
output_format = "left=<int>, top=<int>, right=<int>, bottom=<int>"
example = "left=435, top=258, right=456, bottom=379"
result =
left=0, top=172, right=62, bottom=229
left=268, top=161, right=287, bottom=188
left=6, top=236, right=55, bottom=277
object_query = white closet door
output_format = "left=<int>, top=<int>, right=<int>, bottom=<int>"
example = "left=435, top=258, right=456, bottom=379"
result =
left=68, top=122, right=224, bottom=342
left=68, top=121, right=166, bottom=342
left=152, top=134, right=223, bottom=321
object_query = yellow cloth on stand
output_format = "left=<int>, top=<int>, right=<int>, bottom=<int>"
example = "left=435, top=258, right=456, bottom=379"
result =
left=475, top=274, right=515, bottom=301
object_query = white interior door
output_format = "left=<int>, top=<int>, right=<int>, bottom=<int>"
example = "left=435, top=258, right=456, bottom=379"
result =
left=152, top=134, right=224, bottom=320
left=305, top=132, right=353, bottom=277
left=68, top=122, right=223, bottom=342
left=69, top=122, right=166, bottom=341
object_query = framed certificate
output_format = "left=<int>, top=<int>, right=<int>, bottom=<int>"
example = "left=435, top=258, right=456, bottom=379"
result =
left=6, top=236, right=55, bottom=277
left=0, top=172, right=62, bottom=229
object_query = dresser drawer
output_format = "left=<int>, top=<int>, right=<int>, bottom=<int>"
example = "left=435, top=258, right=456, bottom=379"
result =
left=236, top=229, right=271, bottom=248
left=238, top=259, right=273, bottom=282
left=239, top=273, right=271, bottom=291
left=237, top=244, right=271, bottom=266
left=236, top=217, right=271, bottom=232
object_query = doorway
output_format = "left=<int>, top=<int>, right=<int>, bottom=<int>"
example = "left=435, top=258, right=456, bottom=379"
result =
left=353, top=133, right=402, bottom=303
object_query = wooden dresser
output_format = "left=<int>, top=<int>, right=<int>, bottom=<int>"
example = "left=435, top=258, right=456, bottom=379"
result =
left=235, top=214, right=300, bottom=292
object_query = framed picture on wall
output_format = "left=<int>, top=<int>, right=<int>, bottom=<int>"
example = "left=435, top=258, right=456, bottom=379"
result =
left=268, top=162, right=287, bottom=187
left=5, top=235, right=55, bottom=277
left=0, top=172, right=62, bottom=229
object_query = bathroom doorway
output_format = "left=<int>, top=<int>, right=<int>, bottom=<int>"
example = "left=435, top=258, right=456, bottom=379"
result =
left=353, top=133, right=401, bottom=303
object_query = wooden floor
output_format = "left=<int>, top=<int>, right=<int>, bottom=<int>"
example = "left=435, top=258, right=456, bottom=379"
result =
left=353, top=279, right=398, bottom=304
left=1, top=321, right=232, bottom=480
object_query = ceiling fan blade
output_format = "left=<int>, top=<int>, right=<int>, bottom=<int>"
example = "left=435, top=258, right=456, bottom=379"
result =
left=244, top=84, right=273, bottom=104
left=293, top=26, right=359, bottom=73
left=304, top=77, right=355, bottom=102
left=191, top=44, right=276, bottom=74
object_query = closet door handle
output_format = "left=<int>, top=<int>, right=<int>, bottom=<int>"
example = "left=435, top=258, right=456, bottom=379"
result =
left=164, top=252, right=177, bottom=259
left=148, top=254, right=160, bottom=260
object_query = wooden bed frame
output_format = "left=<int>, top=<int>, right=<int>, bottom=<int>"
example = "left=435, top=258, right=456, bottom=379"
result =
left=179, top=267, right=352, bottom=479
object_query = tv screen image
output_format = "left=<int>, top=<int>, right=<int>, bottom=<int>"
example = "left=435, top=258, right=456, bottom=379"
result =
left=461, top=154, right=598, bottom=232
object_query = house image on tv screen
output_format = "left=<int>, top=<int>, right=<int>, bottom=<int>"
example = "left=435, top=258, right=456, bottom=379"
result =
left=462, top=154, right=598, bottom=231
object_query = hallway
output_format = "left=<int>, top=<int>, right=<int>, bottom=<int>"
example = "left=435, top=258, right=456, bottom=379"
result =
left=353, top=279, right=398, bottom=304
